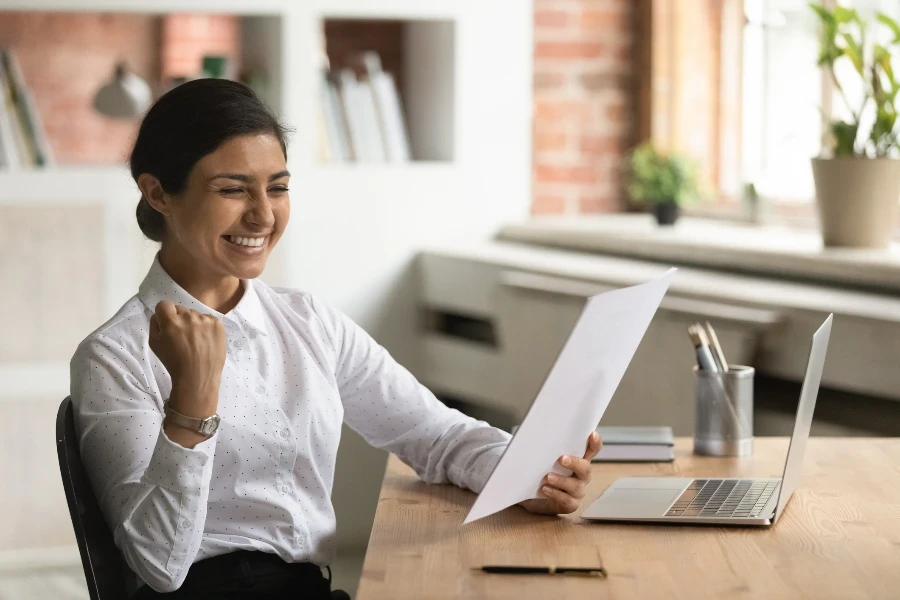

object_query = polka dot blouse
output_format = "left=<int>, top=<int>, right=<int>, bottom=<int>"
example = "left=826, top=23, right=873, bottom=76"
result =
left=69, top=255, right=511, bottom=594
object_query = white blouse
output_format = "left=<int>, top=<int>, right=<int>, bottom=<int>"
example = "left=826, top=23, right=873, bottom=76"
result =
left=70, top=256, right=511, bottom=593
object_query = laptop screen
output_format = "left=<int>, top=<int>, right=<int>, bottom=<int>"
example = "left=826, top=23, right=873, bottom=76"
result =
left=772, top=314, right=833, bottom=523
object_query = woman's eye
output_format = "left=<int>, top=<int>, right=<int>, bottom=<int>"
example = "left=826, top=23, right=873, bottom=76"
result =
left=220, top=188, right=243, bottom=195
left=269, top=186, right=290, bottom=194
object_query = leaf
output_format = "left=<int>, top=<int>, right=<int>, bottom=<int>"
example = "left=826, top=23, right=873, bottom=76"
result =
left=808, top=2, right=833, bottom=24
left=874, top=44, right=895, bottom=86
left=831, top=121, right=859, bottom=156
left=877, top=12, right=900, bottom=43
left=841, top=32, right=865, bottom=75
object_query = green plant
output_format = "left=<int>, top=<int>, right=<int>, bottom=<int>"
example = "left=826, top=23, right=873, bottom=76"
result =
left=810, top=2, right=900, bottom=157
left=626, top=143, right=699, bottom=205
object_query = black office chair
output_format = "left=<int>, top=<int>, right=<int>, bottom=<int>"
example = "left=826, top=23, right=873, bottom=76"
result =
left=57, top=396, right=133, bottom=600
left=57, top=396, right=353, bottom=599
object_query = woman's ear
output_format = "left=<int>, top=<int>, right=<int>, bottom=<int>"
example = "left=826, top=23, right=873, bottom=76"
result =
left=137, top=173, right=172, bottom=216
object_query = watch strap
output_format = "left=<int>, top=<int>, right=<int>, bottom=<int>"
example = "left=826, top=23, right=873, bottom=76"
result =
left=164, top=401, right=220, bottom=436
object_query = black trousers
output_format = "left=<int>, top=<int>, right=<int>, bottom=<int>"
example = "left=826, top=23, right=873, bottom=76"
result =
left=134, top=550, right=333, bottom=600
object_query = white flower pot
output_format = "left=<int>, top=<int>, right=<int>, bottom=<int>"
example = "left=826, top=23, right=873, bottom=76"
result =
left=811, top=157, right=900, bottom=248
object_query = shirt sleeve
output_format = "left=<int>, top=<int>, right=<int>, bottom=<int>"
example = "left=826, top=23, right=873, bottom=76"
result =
left=310, top=297, right=511, bottom=494
left=70, top=332, right=217, bottom=593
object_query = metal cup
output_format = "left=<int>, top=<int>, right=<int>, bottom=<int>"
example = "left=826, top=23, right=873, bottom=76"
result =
left=693, top=365, right=754, bottom=456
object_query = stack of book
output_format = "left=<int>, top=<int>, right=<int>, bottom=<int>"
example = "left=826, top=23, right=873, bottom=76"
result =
left=592, top=426, right=675, bottom=462
left=318, top=51, right=411, bottom=163
left=0, top=48, right=53, bottom=170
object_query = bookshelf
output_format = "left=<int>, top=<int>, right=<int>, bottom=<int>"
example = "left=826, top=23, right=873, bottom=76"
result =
left=0, top=0, right=534, bottom=566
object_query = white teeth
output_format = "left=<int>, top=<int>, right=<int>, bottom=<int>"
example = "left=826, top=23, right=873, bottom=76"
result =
left=228, top=235, right=265, bottom=247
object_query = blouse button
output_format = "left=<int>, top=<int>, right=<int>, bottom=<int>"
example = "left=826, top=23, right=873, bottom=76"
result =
left=256, top=385, right=265, bottom=394
left=282, top=484, right=291, bottom=493
left=280, top=429, right=290, bottom=439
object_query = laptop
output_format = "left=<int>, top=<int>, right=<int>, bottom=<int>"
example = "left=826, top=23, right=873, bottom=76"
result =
left=582, top=314, right=832, bottom=527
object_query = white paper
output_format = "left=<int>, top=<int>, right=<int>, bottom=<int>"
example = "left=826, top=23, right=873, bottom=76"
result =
left=463, top=268, right=677, bottom=524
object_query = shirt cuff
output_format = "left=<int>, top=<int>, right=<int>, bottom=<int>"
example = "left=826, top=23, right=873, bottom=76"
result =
left=141, top=426, right=217, bottom=494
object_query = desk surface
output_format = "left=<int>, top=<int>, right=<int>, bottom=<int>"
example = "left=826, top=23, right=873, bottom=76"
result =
left=356, top=437, right=900, bottom=600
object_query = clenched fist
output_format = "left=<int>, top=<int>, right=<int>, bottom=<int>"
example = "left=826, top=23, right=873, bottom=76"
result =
left=149, top=300, right=226, bottom=420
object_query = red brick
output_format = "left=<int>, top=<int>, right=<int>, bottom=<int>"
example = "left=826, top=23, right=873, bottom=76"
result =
left=534, top=100, right=592, bottom=123
left=535, top=10, right=572, bottom=29
left=534, top=131, right=569, bottom=152
left=606, top=103, right=628, bottom=122
left=580, top=135, right=622, bottom=156
left=580, top=71, right=630, bottom=91
left=533, top=71, right=567, bottom=91
left=579, top=195, right=621, bottom=214
left=580, top=9, right=629, bottom=31
left=534, top=41, right=605, bottom=60
left=532, top=195, right=568, bottom=215
left=536, top=164, right=598, bottom=184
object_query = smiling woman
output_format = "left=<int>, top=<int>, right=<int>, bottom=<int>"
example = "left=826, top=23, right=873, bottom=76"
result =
left=69, top=78, right=598, bottom=600
left=130, top=79, right=292, bottom=312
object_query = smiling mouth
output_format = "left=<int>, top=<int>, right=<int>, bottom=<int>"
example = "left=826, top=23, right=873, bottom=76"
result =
left=223, top=235, right=267, bottom=248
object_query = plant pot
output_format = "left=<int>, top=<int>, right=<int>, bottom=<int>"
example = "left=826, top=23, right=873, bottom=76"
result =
left=811, top=157, right=900, bottom=248
left=652, top=201, right=680, bottom=226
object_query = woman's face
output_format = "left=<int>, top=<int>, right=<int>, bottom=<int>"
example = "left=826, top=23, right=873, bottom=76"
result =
left=160, top=133, right=290, bottom=281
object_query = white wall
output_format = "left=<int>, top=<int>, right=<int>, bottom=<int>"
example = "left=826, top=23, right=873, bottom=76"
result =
left=276, top=1, right=535, bottom=549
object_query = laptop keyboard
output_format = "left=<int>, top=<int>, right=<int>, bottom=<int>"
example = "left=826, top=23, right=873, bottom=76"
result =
left=664, top=479, right=780, bottom=518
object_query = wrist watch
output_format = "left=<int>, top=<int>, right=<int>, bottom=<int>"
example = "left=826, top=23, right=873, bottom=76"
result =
left=164, top=400, right=221, bottom=437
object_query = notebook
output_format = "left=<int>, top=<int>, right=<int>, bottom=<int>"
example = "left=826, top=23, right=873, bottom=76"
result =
left=593, top=426, right=675, bottom=462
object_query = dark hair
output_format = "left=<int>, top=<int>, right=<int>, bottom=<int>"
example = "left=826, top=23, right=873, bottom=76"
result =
left=130, top=79, right=290, bottom=242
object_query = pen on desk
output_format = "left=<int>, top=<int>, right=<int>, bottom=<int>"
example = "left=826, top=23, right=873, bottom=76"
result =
left=688, top=324, right=720, bottom=372
left=479, top=565, right=606, bottom=577
left=704, top=321, right=729, bottom=372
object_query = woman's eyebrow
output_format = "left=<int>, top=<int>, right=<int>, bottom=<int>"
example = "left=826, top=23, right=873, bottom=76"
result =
left=209, top=173, right=252, bottom=183
left=208, top=170, right=290, bottom=183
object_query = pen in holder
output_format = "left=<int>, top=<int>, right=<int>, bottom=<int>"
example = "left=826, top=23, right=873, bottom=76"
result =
left=693, top=365, right=754, bottom=456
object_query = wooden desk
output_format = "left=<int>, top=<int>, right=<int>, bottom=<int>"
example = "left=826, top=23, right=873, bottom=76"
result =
left=357, top=438, right=900, bottom=600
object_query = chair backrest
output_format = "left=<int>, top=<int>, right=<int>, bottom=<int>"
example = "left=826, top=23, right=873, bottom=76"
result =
left=56, top=396, right=132, bottom=600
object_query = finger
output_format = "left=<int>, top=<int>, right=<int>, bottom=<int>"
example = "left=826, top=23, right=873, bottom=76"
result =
left=541, top=485, right=580, bottom=514
left=545, top=472, right=586, bottom=499
left=583, top=431, right=603, bottom=461
left=155, top=300, right=178, bottom=323
left=149, top=314, right=161, bottom=337
left=560, top=455, right=592, bottom=481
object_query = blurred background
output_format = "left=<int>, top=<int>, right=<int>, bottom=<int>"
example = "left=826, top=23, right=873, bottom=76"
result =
left=1, top=0, right=899, bottom=598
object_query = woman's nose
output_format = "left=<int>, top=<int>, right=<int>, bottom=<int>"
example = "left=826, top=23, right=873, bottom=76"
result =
left=247, top=191, right=276, bottom=229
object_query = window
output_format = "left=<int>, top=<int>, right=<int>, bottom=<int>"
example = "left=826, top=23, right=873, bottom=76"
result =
left=743, top=0, right=900, bottom=205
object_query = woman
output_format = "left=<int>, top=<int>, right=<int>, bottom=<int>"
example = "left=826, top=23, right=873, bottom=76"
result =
left=70, top=79, right=601, bottom=599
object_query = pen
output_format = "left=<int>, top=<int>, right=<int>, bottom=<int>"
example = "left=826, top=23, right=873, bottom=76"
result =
left=704, top=321, right=729, bottom=372
left=687, top=324, right=719, bottom=372
left=479, top=565, right=606, bottom=577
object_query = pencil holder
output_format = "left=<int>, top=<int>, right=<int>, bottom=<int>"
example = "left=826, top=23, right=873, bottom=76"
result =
left=693, top=365, right=754, bottom=457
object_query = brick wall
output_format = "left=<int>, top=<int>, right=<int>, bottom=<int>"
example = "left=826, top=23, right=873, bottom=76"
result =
left=0, top=12, right=160, bottom=165
left=532, top=0, right=637, bottom=215
left=0, top=12, right=241, bottom=165
left=162, top=14, right=241, bottom=80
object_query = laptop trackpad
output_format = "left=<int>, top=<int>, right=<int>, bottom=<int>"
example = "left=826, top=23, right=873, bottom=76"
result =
left=592, top=488, right=682, bottom=518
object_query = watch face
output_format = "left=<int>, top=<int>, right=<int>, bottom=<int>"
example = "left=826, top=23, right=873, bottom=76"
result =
left=199, top=415, right=221, bottom=436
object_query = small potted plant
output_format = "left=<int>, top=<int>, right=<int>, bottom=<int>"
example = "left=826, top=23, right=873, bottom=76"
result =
left=626, top=142, right=699, bottom=226
left=809, top=3, right=900, bottom=248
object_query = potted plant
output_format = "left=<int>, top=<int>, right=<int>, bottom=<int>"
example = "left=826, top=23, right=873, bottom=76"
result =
left=626, top=142, right=699, bottom=226
left=809, top=3, right=900, bottom=248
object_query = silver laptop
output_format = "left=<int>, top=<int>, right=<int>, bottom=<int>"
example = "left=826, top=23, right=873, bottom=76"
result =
left=582, top=314, right=832, bottom=526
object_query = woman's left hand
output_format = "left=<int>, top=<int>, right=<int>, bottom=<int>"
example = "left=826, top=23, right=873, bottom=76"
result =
left=519, top=431, right=603, bottom=516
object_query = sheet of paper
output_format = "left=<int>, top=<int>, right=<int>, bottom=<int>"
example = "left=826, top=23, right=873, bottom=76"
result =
left=463, top=268, right=677, bottom=524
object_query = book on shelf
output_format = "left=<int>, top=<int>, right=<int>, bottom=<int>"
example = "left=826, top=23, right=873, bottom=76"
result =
left=317, top=51, right=411, bottom=164
left=0, top=52, right=20, bottom=169
left=359, top=51, right=411, bottom=163
left=0, top=48, right=53, bottom=170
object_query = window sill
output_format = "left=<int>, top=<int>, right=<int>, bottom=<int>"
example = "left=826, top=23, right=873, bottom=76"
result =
left=497, top=213, right=900, bottom=294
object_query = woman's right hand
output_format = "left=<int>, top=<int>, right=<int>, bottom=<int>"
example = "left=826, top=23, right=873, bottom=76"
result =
left=149, top=300, right=227, bottom=419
